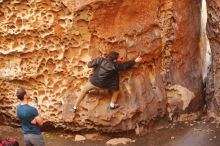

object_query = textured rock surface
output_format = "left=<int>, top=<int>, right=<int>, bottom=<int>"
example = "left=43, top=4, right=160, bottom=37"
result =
left=206, top=0, right=220, bottom=117
left=200, top=0, right=211, bottom=82
left=0, top=0, right=203, bottom=132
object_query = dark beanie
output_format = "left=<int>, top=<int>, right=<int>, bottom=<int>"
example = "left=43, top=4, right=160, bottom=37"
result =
left=107, top=51, right=119, bottom=60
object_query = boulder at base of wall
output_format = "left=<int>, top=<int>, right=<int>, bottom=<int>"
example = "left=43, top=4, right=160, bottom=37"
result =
left=106, top=138, right=135, bottom=145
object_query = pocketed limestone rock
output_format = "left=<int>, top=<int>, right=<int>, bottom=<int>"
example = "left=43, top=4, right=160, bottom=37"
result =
left=0, top=0, right=204, bottom=132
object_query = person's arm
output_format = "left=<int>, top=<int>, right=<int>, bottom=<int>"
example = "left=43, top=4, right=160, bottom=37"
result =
left=31, top=115, right=44, bottom=126
left=87, top=57, right=103, bottom=68
left=31, top=107, right=44, bottom=126
left=115, top=60, right=135, bottom=71
left=115, top=56, right=142, bottom=71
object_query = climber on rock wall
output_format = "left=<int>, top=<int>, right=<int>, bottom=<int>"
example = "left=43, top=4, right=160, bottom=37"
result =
left=72, top=51, right=142, bottom=113
left=16, top=88, right=45, bottom=146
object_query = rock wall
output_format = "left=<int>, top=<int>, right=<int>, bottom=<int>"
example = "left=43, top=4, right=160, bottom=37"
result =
left=206, top=0, right=220, bottom=117
left=0, top=0, right=203, bottom=132
left=200, top=0, right=211, bottom=82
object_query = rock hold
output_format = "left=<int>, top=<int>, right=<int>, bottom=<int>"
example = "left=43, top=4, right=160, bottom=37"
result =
left=106, top=138, right=135, bottom=145
left=75, top=135, right=86, bottom=141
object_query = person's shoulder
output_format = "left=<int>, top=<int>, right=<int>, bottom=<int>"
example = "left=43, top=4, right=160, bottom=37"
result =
left=16, top=104, right=28, bottom=112
left=24, top=105, right=38, bottom=114
left=26, top=104, right=36, bottom=110
left=18, top=104, right=36, bottom=110
left=95, top=57, right=105, bottom=63
left=16, top=104, right=21, bottom=111
left=96, top=57, right=104, bottom=60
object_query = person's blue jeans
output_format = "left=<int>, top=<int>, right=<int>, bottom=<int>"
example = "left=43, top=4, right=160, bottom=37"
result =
left=24, top=134, right=45, bottom=146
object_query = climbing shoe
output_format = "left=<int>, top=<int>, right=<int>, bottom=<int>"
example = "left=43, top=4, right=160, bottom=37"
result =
left=109, top=103, right=120, bottom=109
left=72, top=106, right=77, bottom=113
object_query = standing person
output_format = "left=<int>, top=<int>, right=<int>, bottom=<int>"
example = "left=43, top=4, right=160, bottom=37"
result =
left=16, top=88, right=45, bottom=146
left=72, top=51, right=142, bottom=112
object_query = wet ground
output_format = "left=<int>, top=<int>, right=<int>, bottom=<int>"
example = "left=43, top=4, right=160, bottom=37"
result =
left=1, top=120, right=220, bottom=146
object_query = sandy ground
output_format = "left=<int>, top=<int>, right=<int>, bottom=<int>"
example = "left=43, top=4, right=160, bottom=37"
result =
left=1, top=121, right=220, bottom=146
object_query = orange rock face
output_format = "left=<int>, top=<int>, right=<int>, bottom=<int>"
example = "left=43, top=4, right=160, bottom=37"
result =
left=206, top=0, right=220, bottom=117
left=0, top=0, right=203, bottom=132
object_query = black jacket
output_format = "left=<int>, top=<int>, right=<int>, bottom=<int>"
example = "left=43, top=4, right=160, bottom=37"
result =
left=88, top=57, right=136, bottom=89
